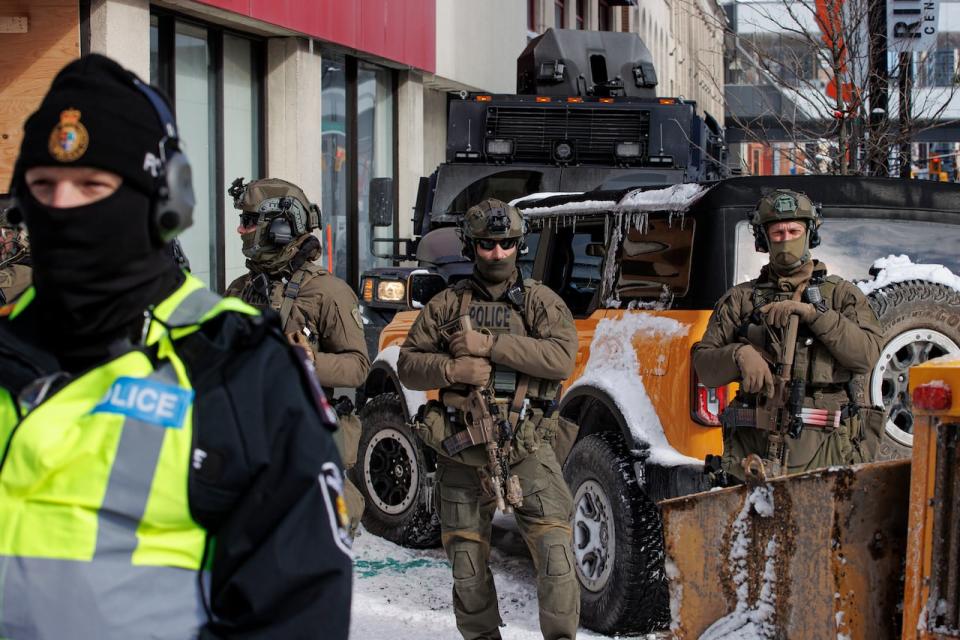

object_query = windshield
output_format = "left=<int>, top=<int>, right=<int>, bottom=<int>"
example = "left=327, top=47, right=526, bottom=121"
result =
left=735, top=218, right=960, bottom=284
left=445, top=170, right=545, bottom=213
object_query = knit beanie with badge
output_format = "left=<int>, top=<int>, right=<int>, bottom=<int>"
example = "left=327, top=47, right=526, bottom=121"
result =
left=15, top=53, right=167, bottom=197
left=12, top=54, right=185, bottom=371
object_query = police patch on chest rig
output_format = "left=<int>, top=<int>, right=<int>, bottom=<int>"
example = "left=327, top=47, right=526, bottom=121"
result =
left=319, top=462, right=353, bottom=556
left=469, top=303, right=512, bottom=329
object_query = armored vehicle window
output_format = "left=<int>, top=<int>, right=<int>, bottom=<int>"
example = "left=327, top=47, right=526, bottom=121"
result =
left=446, top=170, right=544, bottom=213
left=614, top=214, right=695, bottom=302
left=734, top=219, right=960, bottom=285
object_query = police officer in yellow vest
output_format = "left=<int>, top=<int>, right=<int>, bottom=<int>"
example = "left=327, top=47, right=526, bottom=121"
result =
left=225, top=177, right=370, bottom=535
left=0, top=55, right=351, bottom=638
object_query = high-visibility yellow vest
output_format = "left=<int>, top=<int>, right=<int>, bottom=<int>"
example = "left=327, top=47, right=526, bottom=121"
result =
left=0, top=275, right=257, bottom=639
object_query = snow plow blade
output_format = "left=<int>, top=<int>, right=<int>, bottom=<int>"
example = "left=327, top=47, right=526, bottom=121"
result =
left=661, top=460, right=911, bottom=639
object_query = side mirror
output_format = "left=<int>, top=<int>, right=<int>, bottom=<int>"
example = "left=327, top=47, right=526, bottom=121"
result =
left=369, top=177, right=394, bottom=227
left=407, top=271, right=447, bottom=309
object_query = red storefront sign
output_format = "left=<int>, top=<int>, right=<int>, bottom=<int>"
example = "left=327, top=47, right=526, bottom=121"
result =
left=195, top=0, right=436, bottom=72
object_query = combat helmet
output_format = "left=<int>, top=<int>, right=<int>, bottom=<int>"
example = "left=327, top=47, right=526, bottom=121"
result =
left=459, top=198, right=527, bottom=260
left=0, top=205, right=29, bottom=269
left=748, top=189, right=822, bottom=253
left=228, top=177, right=321, bottom=260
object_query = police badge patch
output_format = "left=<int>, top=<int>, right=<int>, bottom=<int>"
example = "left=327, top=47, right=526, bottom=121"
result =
left=48, top=109, right=89, bottom=162
left=319, top=462, right=353, bottom=556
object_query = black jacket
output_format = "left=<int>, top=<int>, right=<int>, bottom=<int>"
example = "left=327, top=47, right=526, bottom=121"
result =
left=0, top=305, right=352, bottom=639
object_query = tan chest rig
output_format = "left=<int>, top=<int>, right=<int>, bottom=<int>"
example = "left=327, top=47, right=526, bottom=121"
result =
left=453, top=281, right=559, bottom=402
left=238, top=263, right=322, bottom=331
left=745, top=275, right=852, bottom=395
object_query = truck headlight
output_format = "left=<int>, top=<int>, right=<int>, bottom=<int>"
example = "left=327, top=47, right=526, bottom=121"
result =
left=377, top=280, right=406, bottom=302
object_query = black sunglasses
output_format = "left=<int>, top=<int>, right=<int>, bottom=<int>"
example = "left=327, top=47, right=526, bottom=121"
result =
left=475, top=238, right=519, bottom=251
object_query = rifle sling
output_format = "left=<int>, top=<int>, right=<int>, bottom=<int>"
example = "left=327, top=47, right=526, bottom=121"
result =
left=443, top=427, right=480, bottom=456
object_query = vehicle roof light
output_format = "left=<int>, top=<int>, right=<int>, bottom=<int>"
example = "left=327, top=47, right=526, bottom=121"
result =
left=567, top=97, right=583, bottom=103
left=615, top=141, right=642, bottom=159
left=913, top=380, right=952, bottom=412
left=659, top=98, right=676, bottom=105
left=536, top=96, right=552, bottom=103
left=485, top=138, right=514, bottom=158
left=599, top=97, right=614, bottom=104
left=476, top=95, right=492, bottom=102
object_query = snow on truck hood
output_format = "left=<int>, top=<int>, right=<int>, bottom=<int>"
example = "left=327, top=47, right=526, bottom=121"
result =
left=511, top=183, right=709, bottom=218
left=566, top=313, right=704, bottom=468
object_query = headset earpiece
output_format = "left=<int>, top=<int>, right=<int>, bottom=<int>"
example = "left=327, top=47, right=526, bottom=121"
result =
left=154, top=150, right=195, bottom=243
left=131, top=78, right=195, bottom=245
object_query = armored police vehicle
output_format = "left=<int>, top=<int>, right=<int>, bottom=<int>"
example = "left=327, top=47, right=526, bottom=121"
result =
left=358, top=27, right=726, bottom=358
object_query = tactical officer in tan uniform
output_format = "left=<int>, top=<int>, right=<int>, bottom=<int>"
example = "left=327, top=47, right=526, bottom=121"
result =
left=693, top=189, right=884, bottom=482
left=0, top=208, right=31, bottom=306
left=398, top=199, right=580, bottom=640
left=225, top=178, right=369, bottom=532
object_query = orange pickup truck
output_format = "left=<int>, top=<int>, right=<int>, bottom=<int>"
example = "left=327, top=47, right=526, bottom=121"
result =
left=350, top=176, right=960, bottom=634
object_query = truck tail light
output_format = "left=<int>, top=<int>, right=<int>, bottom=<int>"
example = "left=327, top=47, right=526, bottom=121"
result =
left=913, top=380, right=952, bottom=412
left=691, top=368, right=727, bottom=426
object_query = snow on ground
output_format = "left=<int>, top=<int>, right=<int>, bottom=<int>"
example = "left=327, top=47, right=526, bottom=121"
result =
left=350, top=528, right=655, bottom=640
left=373, top=345, right=427, bottom=418
left=566, top=313, right=702, bottom=467
left=857, top=254, right=960, bottom=295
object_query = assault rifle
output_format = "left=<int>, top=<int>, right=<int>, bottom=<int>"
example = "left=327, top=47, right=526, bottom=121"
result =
left=439, top=309, right=522, bottom=513
left=754, top=314, right=803, bottom=477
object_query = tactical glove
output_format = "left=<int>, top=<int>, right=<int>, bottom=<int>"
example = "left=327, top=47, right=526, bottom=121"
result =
left=759, top=300, right=817, bottom=328
left=286, top=331, right=315, bottom=363
left=444, top=356, right=492, bottom=387
left=449, top=330, right=496, bottom=358
left=735, top=344, right=774, bottom=396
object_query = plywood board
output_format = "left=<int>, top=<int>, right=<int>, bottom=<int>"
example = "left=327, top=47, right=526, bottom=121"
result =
left=0, top=1, right=79, bottom=193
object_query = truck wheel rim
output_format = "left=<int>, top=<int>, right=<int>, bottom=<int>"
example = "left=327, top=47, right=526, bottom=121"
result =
left=871, top=329, right=959, bottom=448
left=572, top=479, right=614, bottom=592
left=364, top=428, right=418, bottom=515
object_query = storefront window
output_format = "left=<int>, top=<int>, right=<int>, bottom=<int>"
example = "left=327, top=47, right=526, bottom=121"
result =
left=222, top=34, right=261, bottom=286
left=149, top=11, right=263, bottom=291
left=174, top=21, right=216, bottom=286
left=321, top=55, right=348, bottom=280
left=357, top=62, right=395, bottom=277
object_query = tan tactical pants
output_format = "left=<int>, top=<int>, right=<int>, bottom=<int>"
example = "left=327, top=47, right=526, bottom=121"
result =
left=435, top=443, right=580, bottom=640
left=334, top=413, right=365, bottom=535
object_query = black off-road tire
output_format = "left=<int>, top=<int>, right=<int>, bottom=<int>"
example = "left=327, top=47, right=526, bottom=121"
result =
left=868, top=281, right=960, bottom=460
left=351, top=393, right=440, bottom=548
left=563, top=432, right=670, bottom=635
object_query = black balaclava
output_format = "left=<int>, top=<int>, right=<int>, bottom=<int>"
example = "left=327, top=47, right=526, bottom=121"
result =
left=13, top=54, right=184, bottom=369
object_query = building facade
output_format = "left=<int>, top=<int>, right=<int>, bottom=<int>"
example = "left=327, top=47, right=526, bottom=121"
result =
left=0, top=0, right=725, bottom=292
